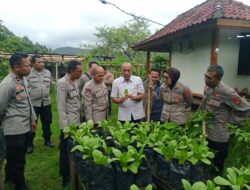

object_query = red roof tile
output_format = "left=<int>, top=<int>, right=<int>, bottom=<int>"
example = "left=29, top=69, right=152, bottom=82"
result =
left=136, top=0, right=250, bottom=46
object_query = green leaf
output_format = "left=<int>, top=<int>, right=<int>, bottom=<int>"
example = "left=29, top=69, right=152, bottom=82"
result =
left=63, top=127, right=71, bottom=133
left=231, top=185, right=241, bottom=190
left=189, top=157, right=199, bottom=165
left=71, top=145, right=83, bottom=152
left=82, top=154, right=89, bottom=160
left=112, top=148, right=122, bottom=158
left=92, top=150, right=110, bottom=165
left=206, top=180, right=218, bottom=190
left=226, top=168, right=237, bottom=185
left=214, top=176, right=231, bottom=186
left=128, top=162, right=139, bottom=174
left=192, top=182, right=207, bottom=190
left=145, top=184, right=153, bottom=190
left=87, top=120, right=94, bottom=129
left=130, top=184, right=139, bottom=190
left=153, top=147, right=163, bottom=155
left=244, top=184, right=250, bottom=190
left=201, top=158, right=211, bottom=165
left=124, top=88, right=129, bottom=95
left=182, top=179, right=192, bottom=190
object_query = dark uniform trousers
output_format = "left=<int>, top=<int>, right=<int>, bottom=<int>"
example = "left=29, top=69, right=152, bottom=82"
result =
left=207, top=138, right=228, bottom=175
left=28, top=104, right=52, bottom=144
left=5, top=132, right=28, bottom=189
left=59, top=130, right=70, bottom=183
left=108, top=90, right=112, bottom=115
left=119, top=114, right=144, bottom=124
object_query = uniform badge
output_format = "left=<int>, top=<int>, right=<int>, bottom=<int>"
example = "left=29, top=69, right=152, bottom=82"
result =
left=175, top=83, right=180, bottom=89
left=183, top=88, right=190, bottom=97
left=16, top=85, right=21, bottom=91
left=232, top=95, right=241, bottom=105
left=85, top=88, right=92, bottom=93
left=174, top=94, right=180, bottom=103
left=214, top=92, right=221, bottom=97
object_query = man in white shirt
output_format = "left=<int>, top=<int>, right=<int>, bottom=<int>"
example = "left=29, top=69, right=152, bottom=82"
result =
left=111, top=62, right=145, bottom=123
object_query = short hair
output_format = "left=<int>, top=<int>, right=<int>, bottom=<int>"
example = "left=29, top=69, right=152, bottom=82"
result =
left=89, top=61, right=98, bottom=68
left=150, top=68, right=161, bottom=76
left=207, top=65, right=224, bottom=80
left=9, top=52, right=29, bottom=68
left=30, top=54, right=42, bottom=64
left=163, top=69, right=168, bottom=75
left=121, top=62, right=132, bottom=70
left=67, top=60, right=81, bottom=73
left=91, top=66, right=104, bottom=75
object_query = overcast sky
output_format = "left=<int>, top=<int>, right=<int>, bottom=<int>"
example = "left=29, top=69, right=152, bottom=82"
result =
left=0, top=0, right=249, bottom=49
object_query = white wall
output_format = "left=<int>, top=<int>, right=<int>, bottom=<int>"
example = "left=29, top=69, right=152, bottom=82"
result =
left=171, top=28, right=250, bottom=94
left=218, top=28, right=250, bottom=90
left=172, top=30, right=212, bottom=94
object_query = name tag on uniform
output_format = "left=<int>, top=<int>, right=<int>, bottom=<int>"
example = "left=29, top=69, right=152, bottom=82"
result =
left=208, top=96, right=221, bottom=107
left=173, top=94, right=181, bottom=103
left=16, top=93, right=27, bottom=100
left=16, top=85, right=21, bottom=91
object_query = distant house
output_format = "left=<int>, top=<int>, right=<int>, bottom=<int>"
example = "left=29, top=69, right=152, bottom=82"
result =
left=133, top=0, right=250, bottom=95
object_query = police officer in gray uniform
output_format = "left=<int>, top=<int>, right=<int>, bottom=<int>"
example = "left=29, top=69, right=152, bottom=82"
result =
left=56, top=60, right=82, bottom=187
left=160, top=67, right=193, bottom=125
left=78, top=61, right=98, bottom=122
left=27, top=55, right=55, bottom=153
left=0, top=52, right=36, bottom=190
left=202, top=65, right=250, bottom=175
left=78, top=61, right=98, bottom=94
left=82, top=66, right=109, bottom=125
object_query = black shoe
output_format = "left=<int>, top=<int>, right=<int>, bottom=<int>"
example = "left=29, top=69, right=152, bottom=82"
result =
left=44, top=141, right=55, bottom=147
left=4, top=177, right=13, bottom=184
left=27, top=144, right=33, bottom=153
left=16, top=185, right=30, bottom=190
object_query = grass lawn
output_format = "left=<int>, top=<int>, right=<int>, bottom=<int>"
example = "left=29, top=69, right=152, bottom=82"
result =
left=4, top=87, right=118, bottom=190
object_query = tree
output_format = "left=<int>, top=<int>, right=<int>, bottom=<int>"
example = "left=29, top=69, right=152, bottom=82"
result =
left=84, top=18, right=151, bottom=62
left=151, top=54, right=169, bottom=71
left=0, top=59, right=10, bottom=81
left=0, top=22, right=51, bottom=53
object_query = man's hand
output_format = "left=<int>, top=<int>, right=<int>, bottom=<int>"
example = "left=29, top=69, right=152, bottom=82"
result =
left=128, top=93, right=144, bottom=101
left=31, top=121, right=37, bottom=132
left=128, top=94, right=137, bottom=100
left=119, top=96, right=128, bottom=103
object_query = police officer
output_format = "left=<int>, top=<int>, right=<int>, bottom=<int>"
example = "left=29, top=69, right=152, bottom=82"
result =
left=160, top=67, right=193, bottom=125
left=202, top=65, right=250, bottom=175
left=82, top=66, right=109, bottom=125
left=103, top=65, right=114, bottom=115
left=27, top=55, right=55, bottom=153
left=0, top=52, right=36, bottom=190
left=78, top=61, right=98, bottom=122
left=78, top=61, right=98, bottom=93
left=143, top=68, right=163, bottom=122
left=56, top=60, right=82, bottom=187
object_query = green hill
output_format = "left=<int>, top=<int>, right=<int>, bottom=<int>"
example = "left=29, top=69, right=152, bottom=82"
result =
left=53, top=47, right=91, bottom=55
left=0, top=20, right=51, bottom=53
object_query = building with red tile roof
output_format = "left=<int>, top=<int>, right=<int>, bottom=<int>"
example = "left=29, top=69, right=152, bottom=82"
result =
left=133, top=0, right=250, bottom=96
